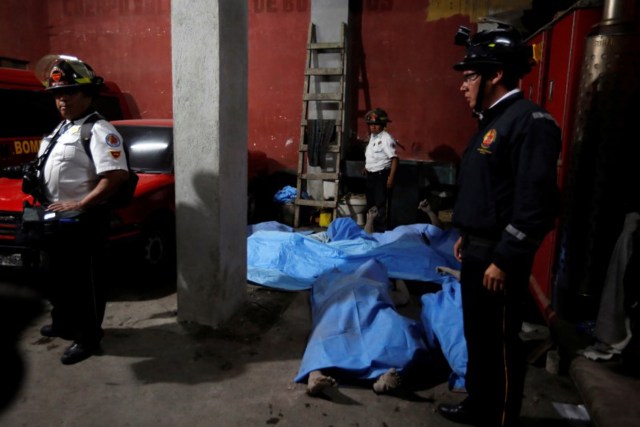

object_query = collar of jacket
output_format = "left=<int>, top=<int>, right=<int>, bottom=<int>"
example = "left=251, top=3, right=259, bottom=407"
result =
left=478, top=91, right=523, bottom=129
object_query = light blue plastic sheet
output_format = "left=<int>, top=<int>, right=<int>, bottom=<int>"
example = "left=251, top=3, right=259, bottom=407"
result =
left=421, top=273, right=468, bottom=391
left=273, top=185, right=298, bottom=203
left=247, top=217, right=461, bottom=291
left=247, top=221, right=295, bottom=236
left=247, top=218, right=467, bottom=391
left=295, top=259, right=430, bottom=383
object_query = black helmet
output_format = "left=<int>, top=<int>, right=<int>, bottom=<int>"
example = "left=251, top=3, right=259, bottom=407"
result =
left=365, top=108, right=392, bottom=125
left=35, top=55, right=104, bottom=93
left=453, top=25, right=534, bottom=77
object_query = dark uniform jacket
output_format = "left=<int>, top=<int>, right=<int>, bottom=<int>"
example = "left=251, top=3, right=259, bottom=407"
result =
left=452, top=92, right=561, bottom=272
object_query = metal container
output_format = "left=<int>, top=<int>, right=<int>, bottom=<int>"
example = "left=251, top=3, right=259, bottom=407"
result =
left=559, top=0, right=640, bottom=314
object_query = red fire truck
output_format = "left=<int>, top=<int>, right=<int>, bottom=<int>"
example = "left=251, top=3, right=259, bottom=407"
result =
left=0, top=67, right=133, bottom=168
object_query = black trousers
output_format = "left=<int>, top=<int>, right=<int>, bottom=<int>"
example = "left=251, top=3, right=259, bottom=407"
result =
left=459, top=236, right=532, bottom=427
left=365, top=169, right=391, bottom=232
left=43, top=208, right=110, bottom=346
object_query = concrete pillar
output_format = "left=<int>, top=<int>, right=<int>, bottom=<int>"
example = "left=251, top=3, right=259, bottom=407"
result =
left=171, top=1, right=248, bottom=327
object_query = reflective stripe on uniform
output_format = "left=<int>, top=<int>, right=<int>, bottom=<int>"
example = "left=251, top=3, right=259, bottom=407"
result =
left=505, top=224, right=527, bottom=241
left=532, top=111, right=558, bottom=126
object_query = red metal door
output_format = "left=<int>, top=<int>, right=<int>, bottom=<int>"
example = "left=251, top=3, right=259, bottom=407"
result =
left=529, top=7, right=602, bottom=298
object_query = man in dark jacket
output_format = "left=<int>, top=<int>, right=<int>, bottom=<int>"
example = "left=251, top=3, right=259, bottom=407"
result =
left=437, top=25, right=561, bottom=427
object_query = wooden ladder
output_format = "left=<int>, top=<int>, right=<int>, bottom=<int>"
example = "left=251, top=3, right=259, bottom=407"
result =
left=293, top=22, right=347, bottom=228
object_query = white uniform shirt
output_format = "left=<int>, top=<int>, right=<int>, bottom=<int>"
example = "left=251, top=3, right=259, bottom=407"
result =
left=365, top=129, right=397, bottom=173
left=39, top=114, right=127, bottom=203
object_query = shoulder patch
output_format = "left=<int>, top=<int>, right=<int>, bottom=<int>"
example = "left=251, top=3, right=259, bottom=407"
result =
left=110, top=150, right=122, bottom=159
left=105, top=133, right=122, bottom=148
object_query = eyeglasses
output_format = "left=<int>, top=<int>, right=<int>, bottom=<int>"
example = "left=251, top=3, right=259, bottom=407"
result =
left=462, top=72, right=480, bottom=84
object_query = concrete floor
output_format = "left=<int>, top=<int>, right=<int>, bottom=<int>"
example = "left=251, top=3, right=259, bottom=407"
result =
left=1, top=278, right=588, bottom=427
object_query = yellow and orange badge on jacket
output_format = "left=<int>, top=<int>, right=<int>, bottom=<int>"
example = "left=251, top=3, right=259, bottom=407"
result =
left=478, top=128, right=496, bottom=155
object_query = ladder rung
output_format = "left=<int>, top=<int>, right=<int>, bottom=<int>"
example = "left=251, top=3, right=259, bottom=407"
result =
left=308, top=42, right=343, bottom=50
left=300, top=172, right=339, bottom=180
left=304, top=93, right=343, bottom=101
left=295, top=199, right=338, bottom=208
left=305, top=68, right=343, bottom=76
left=299, top=144, right=341, bottom=153
left=301, top=118, right=342, bottom=127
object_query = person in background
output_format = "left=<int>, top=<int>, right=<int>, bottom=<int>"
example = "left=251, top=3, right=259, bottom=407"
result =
left=364, top=108, right=398, bottom=232
left=33, top=55, right=129, bottom=365
left=436, top=25, right=561, bottom=426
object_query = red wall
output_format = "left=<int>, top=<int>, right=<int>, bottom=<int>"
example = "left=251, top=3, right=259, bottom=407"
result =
left=248, top=0, right=310, bottom=173
left=355, top=3, right=474, bottom=165
left=0, top=0, right=172, bottom=119
left=44, top=0, right=172, bottom=119
left=247, top=1, right=476, bottom=172
left=0, top=0, right=49, bottom=63
left=1, top=0, right=477, bottom=173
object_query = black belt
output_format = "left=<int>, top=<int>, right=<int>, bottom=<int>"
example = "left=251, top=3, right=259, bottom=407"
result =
left=462, top=233, right=498, bottom=247
left=367, top=168, right=389, bottom=175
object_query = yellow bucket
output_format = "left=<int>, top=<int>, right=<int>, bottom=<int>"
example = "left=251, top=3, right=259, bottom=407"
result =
left=319, top=210, right=332, bottom=227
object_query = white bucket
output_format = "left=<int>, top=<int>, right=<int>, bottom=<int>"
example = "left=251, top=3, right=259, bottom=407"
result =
left=323, top=181, right=337, bottom=200
left=338, top=193, right=368, bottom=225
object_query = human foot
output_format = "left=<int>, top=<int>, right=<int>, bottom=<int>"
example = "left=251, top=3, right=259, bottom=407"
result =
left=364, top=207, right=378, bottom=234
left=307, top=370, right=337, bottom=396
left=373, top=368, right=401, bottom=394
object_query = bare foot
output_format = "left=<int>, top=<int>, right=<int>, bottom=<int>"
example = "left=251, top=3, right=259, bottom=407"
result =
left=364, top=207, right=378, bottom=234
left=367, top=206, right=378, bottom=218
left=307, top=370, right=337, bottom=396
left=418, top=199, right=443, bottom=228
left=373, top=368, right=401, bottom=394
left=418, top=199, right=431, bottom=213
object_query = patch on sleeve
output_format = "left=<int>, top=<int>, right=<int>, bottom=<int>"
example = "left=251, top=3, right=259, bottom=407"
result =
left=110, top=150, right=122, bottom=159
left=390, top=141, right=396, bottom=148
left=105, top=133, right=122, bottom=148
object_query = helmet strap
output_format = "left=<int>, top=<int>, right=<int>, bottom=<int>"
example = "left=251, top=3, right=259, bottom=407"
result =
left=472, top=74, right=487, bottom=119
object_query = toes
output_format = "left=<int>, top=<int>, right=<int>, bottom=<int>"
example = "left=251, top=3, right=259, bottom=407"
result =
left=373, top=368, right=402, bottom=394
left=307, top=375, right=337, bottom=396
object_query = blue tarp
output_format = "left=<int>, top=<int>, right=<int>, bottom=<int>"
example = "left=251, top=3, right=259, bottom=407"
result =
left=247, top=217, right=460, bottom=291
left=295, top=259, right=430, bottom=383
left=247, top=217, right=467, bottom=390
left=273, top=185, right=309, bottom=204
left=421, top=273, right=468, bottom=391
